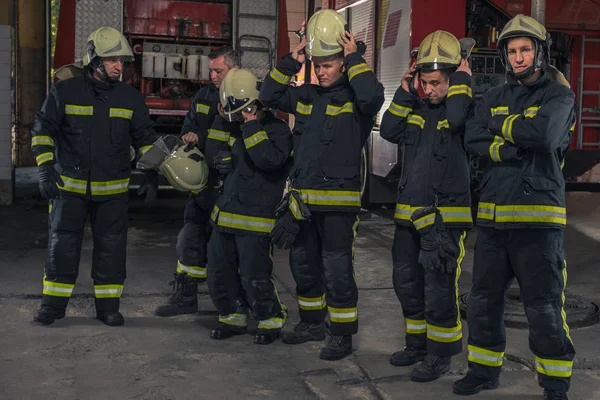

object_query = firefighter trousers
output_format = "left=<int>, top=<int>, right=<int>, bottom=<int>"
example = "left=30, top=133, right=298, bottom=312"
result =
left=175, top=191, right=214, bottom=280
left=42, top=194, right=129, bottom=312
left=289, top=212, right=360, bottom=336
left=207, top=230, right=284, bottom=330
left=467, top=227, right=575, bottom=392
left=392, top=226, right=467, bottom=357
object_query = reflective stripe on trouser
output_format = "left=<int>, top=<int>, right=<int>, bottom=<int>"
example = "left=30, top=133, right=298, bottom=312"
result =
left=207, top=230, right=283, bottom=325
left=42, top=195, right=128, bottom=312
left=290, top=212, right=359, bottom=336
left=467, top=227, right=575, bottom=392
left=391, top=226, right=466, bottom=357
left=175, top=193, right=213, bottom=279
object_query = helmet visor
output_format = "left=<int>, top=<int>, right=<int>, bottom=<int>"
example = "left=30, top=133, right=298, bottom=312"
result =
left=224, top=96, right=253, bottom=114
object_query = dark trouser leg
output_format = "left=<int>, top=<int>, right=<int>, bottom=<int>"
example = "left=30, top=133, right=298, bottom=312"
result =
left=175, top=193, right=213, bottom=279
left=392, top=226, right=426, bottom=349
left=320, top=213, right=360, bottom=336
left=42, top=195, right=89, bottom=309
left=290, top=215, right=327, bottom=323
left=509, top=229, right=575, bottom=392
left=424, top=229, right=467, bottom=357
left=90, top=197, right=128, bottom=312
left=467, top=228, right=514, bottom=381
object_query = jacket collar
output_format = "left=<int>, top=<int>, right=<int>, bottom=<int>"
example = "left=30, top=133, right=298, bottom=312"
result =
left=506, top=68, right=549, bottom=89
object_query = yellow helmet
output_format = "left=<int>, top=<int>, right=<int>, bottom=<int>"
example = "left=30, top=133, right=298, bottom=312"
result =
left=221, top=68, right=260, bottom=122
left=305, top=9, right=347, bottom=59
left=85, top=27, right=134, bottom=68
left=159, top=145, right=209, bottom=192
left=416, top=30, right=462, bottom=71
left=497, top=14, right=551, bottom=78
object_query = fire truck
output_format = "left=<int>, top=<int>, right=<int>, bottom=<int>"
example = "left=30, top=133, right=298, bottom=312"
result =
left=311, top=0, right=600, bottom=207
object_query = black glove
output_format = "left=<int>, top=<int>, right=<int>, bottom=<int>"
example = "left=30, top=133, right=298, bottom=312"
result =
left=411, top=206, right=455, bottom=274
left=137, top=169, right=158, bottom=208
left=270, top=210, right=299, bottom=250
left=38, top=162, right=63, bottom=200
left=213, top=150, right=233, bottom=176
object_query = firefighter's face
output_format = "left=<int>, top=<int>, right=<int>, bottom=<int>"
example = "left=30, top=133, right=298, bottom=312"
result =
left=420, top=70, right=449, bottom=104
left=209, top=56, right=232, bottom=88
left=507, top=37, right=536, bottom=73
left=313, top=57, right=345, bottom=87
left=101, top=57, right=124, bottom=80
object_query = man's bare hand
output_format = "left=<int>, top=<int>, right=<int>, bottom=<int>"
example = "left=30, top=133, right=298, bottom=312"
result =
left=337, top=31, right=358, bottom=57
left=291, top=37, right=307, bottom=64
left=181, top=131, right=198, bottom=145
left=218, top=103, right=226, bottom=119
left=456, top=59, right=472, bottom=76
left=401, top=62, right=419, bottom=93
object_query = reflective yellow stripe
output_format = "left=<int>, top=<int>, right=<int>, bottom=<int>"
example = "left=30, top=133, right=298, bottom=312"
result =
left=524, top=106, right=540, bottom=118
left=298, top=294, right=326, bottom=311
left=395, top=204, right=420, bottom=221
left=269, top=68, right=291, bottom=85
left=296, top=101, right=313, bottom=116
left=407, top=114, right=425, bottom=129
left=477, top=202, right=495, bottom=220
left=495, top=205, right=566, bottom=225
left=32, top=136, right=54, bottom=147
left=490, top=106, right=509, bottom=116
left=501, top=114, right=519, bottom=143
left=405, top=318, right=427, bottom=334
left=489, top=136, right=505, bottom=163
left=535, top=356, right=573, bottom=378
left=455, top=231, right=466, bottom=326
left=468, top=345, right=504, bottom=367
left=36, top=152, right=54, bottom=166
left=328, top=306, right=358, bottom=323
left=139, top=145, right=152, bottom=156
left=427, top=323, right=462, bottom=343
left=388, top=102, right=411, bottom=118
left=94, top=284, right=124, bottom=299
left=228, top=137, right=237, bottom=147
left=258, top=316, right=285, bottom=330
left=211, top=205, right=219, bottom=222
left=176, top=260, right=206, bottom=279
left=219, top=313, right=247, bottom=327
left=109, top=108, right=133, bottom=119
left=447, top=84, right=472, bottom=98
left=65, top=104, right=93, bottom=115
left=326, top=102, right=353, bottom=116
left=208, top=129, right=230, bottom=142
left=570, top=122, right=575, bottom=131
left=297, top=189, right=361, bottom=207
left=195, top=103, right=210, bottom=115
left=90, top=178, right=130, bottom=196
left=43, top=279, right=74, bottom=297
left=413, top=212, right=436, bottom=231
left=437, top=119, right=450, bottom=130
left=216, top=211, right=275, bottom=233
left=244, top=130, right=269, bottom=149
left=58, top=175, right=87, bottom=194
left=348, top=62, right=371, bottom=81
left=396, top=204, right=472, bottom=224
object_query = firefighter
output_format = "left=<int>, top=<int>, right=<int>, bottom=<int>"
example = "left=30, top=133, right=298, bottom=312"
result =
left=154, top=46, right=239, bottom=317
left=204, top=68, right=292, bottom=345
left=380, top=30, right=474, bottom=382
left=453, top=15, right=576, bottom=400
left=259, top=9, right=385, bottom=360
left=31, top=27, right=160, bottom=326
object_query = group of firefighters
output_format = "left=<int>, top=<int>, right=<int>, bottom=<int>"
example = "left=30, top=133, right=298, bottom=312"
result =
left=29, top=7, right=575, bottom=399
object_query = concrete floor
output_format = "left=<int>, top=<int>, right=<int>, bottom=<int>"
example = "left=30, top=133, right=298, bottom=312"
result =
left=0, top=189, right=599, bottom=399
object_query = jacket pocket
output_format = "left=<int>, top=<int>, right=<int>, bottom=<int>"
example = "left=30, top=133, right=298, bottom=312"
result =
left=293, top=97, right=313, bottom=136
left=521, top=175, right=561, bottom=194
left=109, top=111, right=132, bottom=146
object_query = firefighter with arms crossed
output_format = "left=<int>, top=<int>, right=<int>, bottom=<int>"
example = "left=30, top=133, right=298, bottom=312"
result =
left=260, top=9, right=384, bottom=360
left=154, top=46, right=239, bottom=317
left=204, top=68, right=292, bottom=344
left=453, top=15, right=576, bottom=400
left=380, top=31, right=474, bottom=382
left=31, top=27, right=160, bottom=326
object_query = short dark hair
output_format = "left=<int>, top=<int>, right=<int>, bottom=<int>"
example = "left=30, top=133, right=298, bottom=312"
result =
left=208, top=46, right=238, bottom=68
left=420, top=66, right=456, bottom=81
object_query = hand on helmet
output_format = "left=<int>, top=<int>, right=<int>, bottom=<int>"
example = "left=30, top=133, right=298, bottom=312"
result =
left=456, top=59, right=472, bottom=76
left=401, top=62, right=419, bottom=94
left=181, top=131, right=199, bottom=145
left=241, top=105, right=258, bottom=123
left=337, top=30, right=358, bottom=57
left=291, top=37, right=307, bottom=64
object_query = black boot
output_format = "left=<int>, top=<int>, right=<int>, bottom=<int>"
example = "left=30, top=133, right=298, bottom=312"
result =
left=544, top=390, right=568, bottom=400
left=390, top=346, right=427, bottom=367
left=453, top=373, right=499, bottom=396
left=319, top=335, right=352, bottom=361
left=155, top=273, right=198, bottom=317
left=96, top=311, right=124, bottom=326
left=33, top=305, right=66, bottom=326
left=282, top=321, right=327, bottom=344
left=210, top=322, right=247, bottom=340
left=411, top=354, right=451, bottom=382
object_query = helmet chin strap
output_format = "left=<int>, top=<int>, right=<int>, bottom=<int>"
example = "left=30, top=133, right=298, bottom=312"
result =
left=510, top=65, right=536, bottom=80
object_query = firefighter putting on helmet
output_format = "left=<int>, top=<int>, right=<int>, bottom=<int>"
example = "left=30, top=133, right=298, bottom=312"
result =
left=32, top=27, right=161, bottom=326
left=380, top=30, right=475, bottom=382
left=204, top=68, right=292, bottom=345
left=260, top=9, right=384, bottom=360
